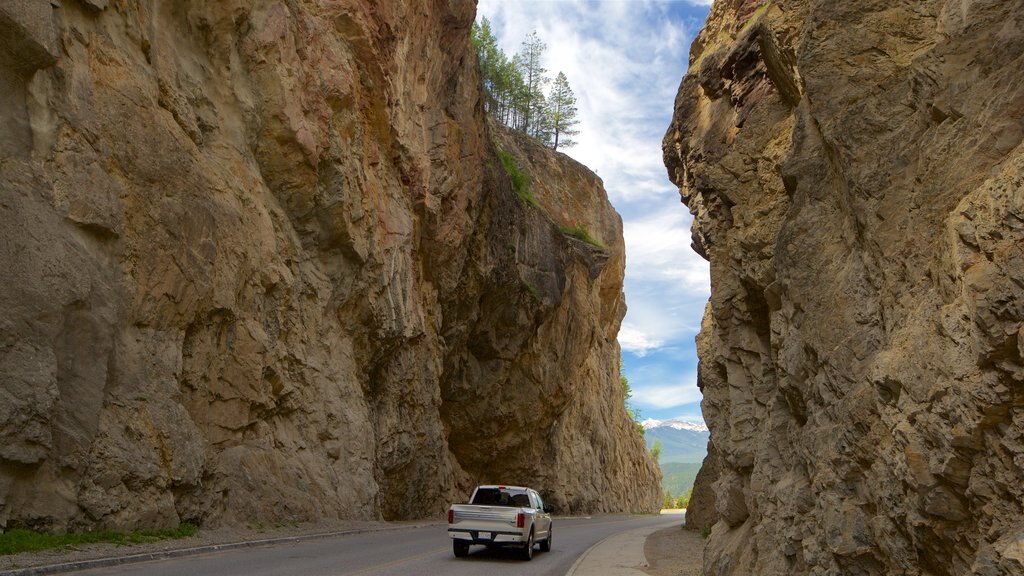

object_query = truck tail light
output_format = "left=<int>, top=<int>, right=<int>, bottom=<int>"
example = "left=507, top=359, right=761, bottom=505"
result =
left=448, top=510, right=454, bottom=524
left=517, top=512, right=525, bottom=528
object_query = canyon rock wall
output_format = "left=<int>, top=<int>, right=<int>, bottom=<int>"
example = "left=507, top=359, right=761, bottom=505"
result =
left=0, top=0, right=660, bottom=531
left=664, top=0, right=1024, bottom=574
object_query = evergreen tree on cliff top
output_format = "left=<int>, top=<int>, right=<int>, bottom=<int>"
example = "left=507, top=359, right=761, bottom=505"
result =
left=546, top=71, right=580, bottom=151
left=515, top=31, right=548, bottom=138
left=472, top=20, right=582, bottom=149
left=472, top=17, right=502, bottom=114
left=472, top=17, right=528, bottom=128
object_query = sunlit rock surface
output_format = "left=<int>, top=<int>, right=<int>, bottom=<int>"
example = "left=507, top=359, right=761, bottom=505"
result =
left=664, top=0, right=1024, bottom=574
left=0, top=0, right=659, bottom=531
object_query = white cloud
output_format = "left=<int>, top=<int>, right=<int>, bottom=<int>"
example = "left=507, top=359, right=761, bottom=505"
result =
left=618, top=209, right=709, bottom=356
left=618, top=299, right=703, bottom=357
left=669, top=405, right=707, bottom=423
left=631, top=366, right=703, bottom=408
left=624, top=210, right=709, bottom=290
left=618, top=325, right=664, bottom=357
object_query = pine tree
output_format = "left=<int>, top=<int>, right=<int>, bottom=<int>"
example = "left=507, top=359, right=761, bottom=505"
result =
left=471, top=22, right=583, bottom=148
left=504, top=57, right=529, bottom=130
left=515, top=31, right=548, bottom=137
left=472, top=17, right=503, bottom=117
left=546, top=71, right=580, bottom=151
left=528, top=91, right=552, bottom=142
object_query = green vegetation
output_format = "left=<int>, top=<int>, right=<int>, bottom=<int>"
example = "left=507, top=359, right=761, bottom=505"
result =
left=559, top=225, right=604, bottom=248
left=472, top=18, right=581, bottom=150
left=661, top=461, right=703, bottom=501
left=738, top=3, right=772, bottom=36
left=547, top=72, right=580, bottom=151
left=620, top=357, right=643, bottom=435
left=0, top=523, right=198, bottom=556
left=690, top=2, right=772, bottom=70
left=496, top=148, right=537, bottom=206
left=651, top=440, right=663, bottom=462
left=663, top=488, right=693, bottom=510
left=523, top=280, right=542, bottom=303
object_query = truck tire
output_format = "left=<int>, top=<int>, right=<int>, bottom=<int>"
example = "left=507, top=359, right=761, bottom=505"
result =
left=540, top=526, right=552, bottom=552
left=453, top=540, right=470, bottom=558
left=520, top=529, right=534, bottom=561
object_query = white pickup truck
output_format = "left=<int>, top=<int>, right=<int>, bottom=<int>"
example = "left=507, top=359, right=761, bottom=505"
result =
left=447, top=485, right=554, bottom=560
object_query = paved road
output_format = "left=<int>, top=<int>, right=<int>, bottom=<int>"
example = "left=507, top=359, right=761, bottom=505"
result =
left=63, top=515, right=679, bottom=576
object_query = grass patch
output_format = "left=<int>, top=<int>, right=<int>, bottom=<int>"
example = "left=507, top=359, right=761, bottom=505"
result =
left=738, top=2, right=772, bottom=36
left=559, top=225, right=605, bottom=249
left=496, top=149, right=538, bottom=207
left=689, top=2, right=772, bottom=70
left=0, top=523, right=198, bottom=556
left=523, top=281, right=542, bottom=303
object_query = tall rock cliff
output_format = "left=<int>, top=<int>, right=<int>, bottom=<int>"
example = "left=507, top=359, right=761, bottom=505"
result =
left=664, top=0, right=1023, bottom=574
left=0, top=0, right=660, bottom=531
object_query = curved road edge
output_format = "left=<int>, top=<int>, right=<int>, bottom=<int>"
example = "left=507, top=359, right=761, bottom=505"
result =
left=565, top=514, right=685, bottom=576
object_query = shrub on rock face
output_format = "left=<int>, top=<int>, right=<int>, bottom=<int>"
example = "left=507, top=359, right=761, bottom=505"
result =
left=496, top=148, right=536, bottom=206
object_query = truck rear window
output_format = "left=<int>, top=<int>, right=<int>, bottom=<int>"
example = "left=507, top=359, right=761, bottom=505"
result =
left=471, top=487, right=530, bottom=507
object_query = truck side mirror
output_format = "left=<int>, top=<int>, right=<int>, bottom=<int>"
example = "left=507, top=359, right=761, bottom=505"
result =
left=543, top=505, right=554, bottom=514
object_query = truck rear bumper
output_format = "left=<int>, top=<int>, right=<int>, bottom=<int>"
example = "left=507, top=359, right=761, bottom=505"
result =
left=448, top=528, right=525, bottom=544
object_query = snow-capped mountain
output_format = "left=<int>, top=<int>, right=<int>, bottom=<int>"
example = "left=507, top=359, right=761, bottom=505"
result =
left=643, top=418, right=710, bottom=463
left=642, top=418, right=710, bottom=499
left=641, top=418, right=709, bottom=433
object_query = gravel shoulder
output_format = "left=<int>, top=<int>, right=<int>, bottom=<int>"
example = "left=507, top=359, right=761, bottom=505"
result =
left=643, top=524, right=705, bottom=576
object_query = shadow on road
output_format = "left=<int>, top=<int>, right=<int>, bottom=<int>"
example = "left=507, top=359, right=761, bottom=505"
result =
left=456, top=545, right=553, bottom=563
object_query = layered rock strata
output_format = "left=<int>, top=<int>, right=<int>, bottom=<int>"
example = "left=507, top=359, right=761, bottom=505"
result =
left=0, top=0, right=660, bottom=531
left=664, top=0, right=1024, bottom=574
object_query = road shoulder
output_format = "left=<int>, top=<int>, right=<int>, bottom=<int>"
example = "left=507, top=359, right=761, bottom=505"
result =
left=642, top=524, right=705, bottom=576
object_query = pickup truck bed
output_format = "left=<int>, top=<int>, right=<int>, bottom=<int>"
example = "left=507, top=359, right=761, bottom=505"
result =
left=447, top=485, right=553, bottom=560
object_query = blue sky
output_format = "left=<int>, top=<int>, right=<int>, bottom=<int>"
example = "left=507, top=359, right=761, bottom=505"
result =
left=476, top=0, right=714, bottom=424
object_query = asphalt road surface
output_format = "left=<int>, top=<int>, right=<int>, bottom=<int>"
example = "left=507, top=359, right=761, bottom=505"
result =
left=64, top=515, right=680, bottom=576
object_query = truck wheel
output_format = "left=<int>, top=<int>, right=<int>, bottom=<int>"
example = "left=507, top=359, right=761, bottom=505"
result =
left=453, top=540, right=470, bottom=558
left=520, top=529, right=534, bottom=561
left=540, top=526, right=552, bottom=552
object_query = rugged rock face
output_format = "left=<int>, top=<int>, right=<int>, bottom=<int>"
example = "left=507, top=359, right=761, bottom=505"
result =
left=461, top=123, right=662, bottom=515
left=0, top=0, right=660, bottom=531
left=664, top=0, right=1024, bottom=574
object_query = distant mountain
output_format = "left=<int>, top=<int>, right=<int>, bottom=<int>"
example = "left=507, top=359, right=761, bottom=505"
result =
left=661, top=462, right=703, bottom=501
left=643, top=419, right=710, bottom=464
left=642, top=418, right=709, bottom=433
left=644, top=419, right=710, bottom=500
